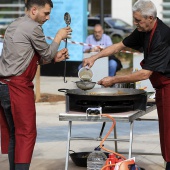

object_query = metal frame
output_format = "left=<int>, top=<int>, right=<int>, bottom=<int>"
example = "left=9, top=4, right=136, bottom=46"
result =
left=59, top=104, right=157, bottom=170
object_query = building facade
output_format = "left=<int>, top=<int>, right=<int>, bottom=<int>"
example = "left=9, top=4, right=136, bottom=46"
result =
left=88, top=0, right=163, bottom=26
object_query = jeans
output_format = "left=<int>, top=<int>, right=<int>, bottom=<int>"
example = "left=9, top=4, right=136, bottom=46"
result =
left=0, top=83, right=30, bottom=170
left=78, top=59, right=118, bottom=76
left=109, top=59, right=117, bottom=76
left=166, top=162, right=170, bottom=170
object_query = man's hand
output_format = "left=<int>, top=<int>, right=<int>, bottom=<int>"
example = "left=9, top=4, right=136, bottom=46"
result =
left=89, top=46, right=104, bottom=53
left=82, top=55, right=97, bottom=68
left=90, top=46, right=101, bottom=52
left=98, top=76, right=115, bottom=87
left=54, top=48, right=69, bottom=62
left=54, top=26, right=72, bottom=45
left=56, top=26, right=72, bottom=40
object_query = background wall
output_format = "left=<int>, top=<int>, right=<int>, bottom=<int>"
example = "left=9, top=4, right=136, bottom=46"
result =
left=43, top=0, right=88, bottom=62
left=151, top=0, right=163, bottom=19
left=111, top=0, right=133, bottom=26
left=111, top=0, right=163, bottom=26
left=89, top=0, right=111, bottom=16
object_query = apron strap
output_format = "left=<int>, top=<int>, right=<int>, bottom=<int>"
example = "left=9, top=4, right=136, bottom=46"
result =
left=148, top=19, right=158, bottom=53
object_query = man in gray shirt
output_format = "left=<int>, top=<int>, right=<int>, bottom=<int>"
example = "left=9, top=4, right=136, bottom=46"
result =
left=0, top=0, right=72, bottom=170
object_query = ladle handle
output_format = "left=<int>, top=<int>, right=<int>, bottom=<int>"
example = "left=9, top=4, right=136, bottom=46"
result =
left=63, top=54, right=67, bottom=83
left=58, top=88, right=69, bottom=93
left=69, top=150, right=75, bottom=154
left=63, top=24, right=68, bottom=83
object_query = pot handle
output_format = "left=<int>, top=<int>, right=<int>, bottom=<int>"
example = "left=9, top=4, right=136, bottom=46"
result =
left=69, top=150, right=76, bottom=154
left=58, top=88, right=69, bottom=93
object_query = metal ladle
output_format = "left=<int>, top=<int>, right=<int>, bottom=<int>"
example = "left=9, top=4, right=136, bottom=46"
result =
left=63, top=12, right=71, bottom=83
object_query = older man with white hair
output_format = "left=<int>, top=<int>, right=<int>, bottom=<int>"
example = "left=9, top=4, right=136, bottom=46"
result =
left=83, top=0, right=170, bottom=169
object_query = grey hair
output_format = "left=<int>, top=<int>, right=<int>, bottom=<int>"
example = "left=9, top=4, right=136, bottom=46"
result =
left=132, top=0, right=157, bottom=19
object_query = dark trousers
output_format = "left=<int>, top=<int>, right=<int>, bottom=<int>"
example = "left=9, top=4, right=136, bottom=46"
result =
left=166, top=162, right=170, bottom=170
left=0, top=83, right=30, bottom=170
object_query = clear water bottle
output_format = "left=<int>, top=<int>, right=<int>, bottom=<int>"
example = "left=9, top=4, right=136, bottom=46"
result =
left=133, top=68, right=141, bottom=89
left=87, top=146, right=107, bottom=170
left=135, top=81, right=141, bottom=89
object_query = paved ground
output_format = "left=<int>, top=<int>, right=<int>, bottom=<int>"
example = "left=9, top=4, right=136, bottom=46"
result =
left=0, top=76, right=166, bottom=170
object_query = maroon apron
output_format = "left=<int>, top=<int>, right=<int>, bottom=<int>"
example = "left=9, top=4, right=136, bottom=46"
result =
left=0, top=53, right=40, bottom=163
left=140, top=20, right=170, bottom=161
left=149, top=72, right=170, bottom=162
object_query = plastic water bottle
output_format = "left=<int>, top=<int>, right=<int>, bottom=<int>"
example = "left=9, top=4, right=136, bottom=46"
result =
left=87, top=146, right=107, bottom=170
left=134, top=68, right=141, bottom=89
left=135, top=81, right=141, bottom=89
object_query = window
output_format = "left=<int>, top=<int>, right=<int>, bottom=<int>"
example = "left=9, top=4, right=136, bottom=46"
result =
left=88, top=19, right=100, bottom=27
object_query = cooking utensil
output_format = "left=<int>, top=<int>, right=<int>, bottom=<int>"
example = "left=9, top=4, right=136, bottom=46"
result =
left=58, top=88, right=147, bottom=111
left=59, top=88, right=147, bottom=112
left=72, top=80, right=96, bottom=90
left=69, top=150, right=109, bottom=167
left=64, top=12, right=71, bottom=25
left=58, top=88, right=146, bottom=96
left=63, top=12, right=71, bottom=83
left=78, top=66, right=93, bottom=81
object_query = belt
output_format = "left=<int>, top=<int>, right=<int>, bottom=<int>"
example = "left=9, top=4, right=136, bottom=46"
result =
left=0, top=81, right=6, bottom=85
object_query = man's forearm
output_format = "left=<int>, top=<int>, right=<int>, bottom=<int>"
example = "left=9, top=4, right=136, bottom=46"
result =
left=54, top=34, right=62, bottom=46
left=92, top=41, right=125, bottom=61
left=114, top=69, right=153, bottom=83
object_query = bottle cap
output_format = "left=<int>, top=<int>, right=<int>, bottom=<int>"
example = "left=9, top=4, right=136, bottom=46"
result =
left=94, top=145, right=104, bottom=151
left=94, top=147, right=101, bottom=151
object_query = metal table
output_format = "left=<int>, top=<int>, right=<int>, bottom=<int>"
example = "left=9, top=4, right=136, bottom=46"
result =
left=59, top=104, right=156, bottom=170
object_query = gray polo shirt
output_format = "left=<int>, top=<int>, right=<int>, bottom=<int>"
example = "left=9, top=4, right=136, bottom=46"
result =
left=0, top=15, right=59, bottom=77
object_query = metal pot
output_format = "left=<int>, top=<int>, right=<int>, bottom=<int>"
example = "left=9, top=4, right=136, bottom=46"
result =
left=73, top=81, right=96, bottom=90
left=58, top=88, right=146, bottom=96
left=69, top=150, right=109, bottom=167
left=58, top=88, right=148, bottom=111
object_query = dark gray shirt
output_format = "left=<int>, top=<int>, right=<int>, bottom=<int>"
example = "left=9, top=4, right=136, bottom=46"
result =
left=0, top=15, right=59, bottom=77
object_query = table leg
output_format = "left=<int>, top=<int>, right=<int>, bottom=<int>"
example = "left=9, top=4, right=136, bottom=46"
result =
left=99, top=122, right=106, bottom=139
left=114, top=125, right=118, bottom=152
left=128, top=121, right=134, bottom=158
left=65, top=121, right=72, bottom=170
